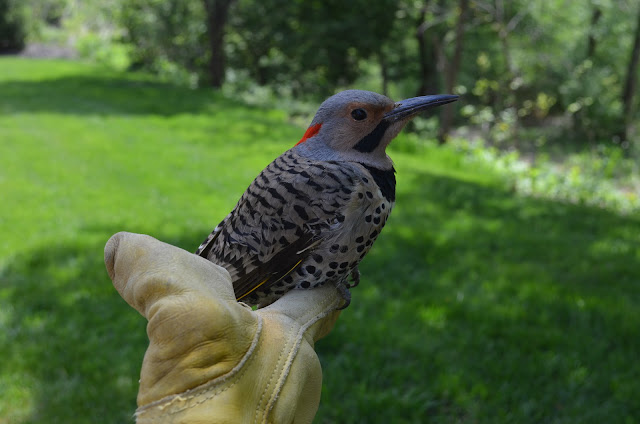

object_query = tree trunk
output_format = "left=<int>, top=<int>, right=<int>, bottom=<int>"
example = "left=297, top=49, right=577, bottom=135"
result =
left=438, top=0, right=468, bottom=144
left=202, top=0, right=236, bottom=88
left=415, top=3, right=439, bottom=96
left=379, top=53, right=389, bottom=96
left=586, top=6, right=602, bottom=58
left=620, top=7, right=640, bottom=141
left=495, top=0, right=521, bottom=146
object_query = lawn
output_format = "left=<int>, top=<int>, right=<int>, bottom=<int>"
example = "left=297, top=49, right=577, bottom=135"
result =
left=1, top=58, right=639, bottom=423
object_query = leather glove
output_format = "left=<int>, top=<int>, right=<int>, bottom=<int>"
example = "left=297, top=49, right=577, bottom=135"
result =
left=104, top=232, right=342, bottom=424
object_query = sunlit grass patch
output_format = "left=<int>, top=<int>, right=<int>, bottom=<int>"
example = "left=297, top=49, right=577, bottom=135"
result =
left=1, top=58, right=639, bottom=424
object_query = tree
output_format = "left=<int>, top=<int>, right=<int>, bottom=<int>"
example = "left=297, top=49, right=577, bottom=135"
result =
left=120, top=0, right=208, bottom=80
left=227, top=0, right=398, bottom=98
left=436, top=0, right=469, bottom=144
left=414, top=1, right=444, bottom=96
left=620, top=4, right=640, bottom=142
left=0, top=0, right=25, bottom=53
left=202, top=0, right=236, bottom=88
left=586, top=5, right=602, bottom=58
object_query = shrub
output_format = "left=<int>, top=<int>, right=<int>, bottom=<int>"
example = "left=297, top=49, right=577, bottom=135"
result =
left=0, top=0, right=25, bottom=53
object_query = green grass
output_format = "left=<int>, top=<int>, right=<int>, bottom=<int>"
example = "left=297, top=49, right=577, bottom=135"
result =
left=1, top=58, right=639, bottom=423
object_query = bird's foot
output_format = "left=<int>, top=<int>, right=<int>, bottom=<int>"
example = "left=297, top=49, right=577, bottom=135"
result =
left=348, top=266, right=360, bottom=289
left=336, top=283, right=351, bottom=310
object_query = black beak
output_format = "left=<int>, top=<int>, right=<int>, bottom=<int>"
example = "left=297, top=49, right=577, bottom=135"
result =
left=383, top=94, right=459, bottom=123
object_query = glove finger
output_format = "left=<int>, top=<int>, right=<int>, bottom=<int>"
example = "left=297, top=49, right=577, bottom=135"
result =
left=259, top=284, right=343, bottom=343
left=105, top=231, right=235, bottom=314
left=105, top=232, right=260, bottom=406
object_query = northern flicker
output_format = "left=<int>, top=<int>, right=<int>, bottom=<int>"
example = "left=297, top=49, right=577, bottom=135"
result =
left=196, top=90, right=458, bottom=308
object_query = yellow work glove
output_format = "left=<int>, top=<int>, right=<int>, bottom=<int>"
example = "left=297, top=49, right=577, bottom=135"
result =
left=104, top=232, right=342, bottom=424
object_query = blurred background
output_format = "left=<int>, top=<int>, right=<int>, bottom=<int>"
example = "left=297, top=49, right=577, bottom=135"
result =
left=1, top=1, right=639, bottom=423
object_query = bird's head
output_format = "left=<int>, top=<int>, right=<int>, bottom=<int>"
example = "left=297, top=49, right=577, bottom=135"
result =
left=293, top=89, right=458, bottom=169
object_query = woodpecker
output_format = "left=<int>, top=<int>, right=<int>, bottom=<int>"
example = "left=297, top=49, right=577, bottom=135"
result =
left=197, top=90, right=458, bottom=308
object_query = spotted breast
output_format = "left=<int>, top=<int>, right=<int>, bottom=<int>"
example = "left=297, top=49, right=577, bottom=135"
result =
left=196, top=149, right=394, bottom=307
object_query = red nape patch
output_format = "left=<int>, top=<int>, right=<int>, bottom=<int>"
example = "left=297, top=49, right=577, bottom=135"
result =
left=295, top=123, right=322, bottom=146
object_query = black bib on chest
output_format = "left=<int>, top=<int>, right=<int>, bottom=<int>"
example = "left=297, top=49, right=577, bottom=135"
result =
left=360, top=164, right=396, bottom=202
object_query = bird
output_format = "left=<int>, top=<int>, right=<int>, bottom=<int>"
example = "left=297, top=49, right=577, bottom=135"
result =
left=196, top=90, right=458, bottom=308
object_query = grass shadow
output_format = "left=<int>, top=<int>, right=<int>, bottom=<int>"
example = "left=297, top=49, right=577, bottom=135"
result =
left=316, top=172, right=640, bottom=423
left=1, top=174, right=638, bottom=423
left=0, top=228, right=206, bottom=423
left=0, top=75, right=236, bottom=117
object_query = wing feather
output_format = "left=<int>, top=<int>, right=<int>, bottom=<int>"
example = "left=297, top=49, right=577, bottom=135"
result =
left=197, top=151, right=358, bottom=302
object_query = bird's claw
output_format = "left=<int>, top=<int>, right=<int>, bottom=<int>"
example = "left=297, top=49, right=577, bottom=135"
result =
left=336, top=283, right=351, bottom=310
left=347, top=266, right=360, bottom=289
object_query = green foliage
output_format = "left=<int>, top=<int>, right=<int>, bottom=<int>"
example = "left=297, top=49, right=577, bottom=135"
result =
left=119, top=0, right=208, bottom=85
left=454, top=138, right=640, bottom=213
left=227, top=0, right=399, bottom=97
left=76, top=33, right=132, bottom=71
left=558, top=60, right=624, bottom=143
left=0, top=0, right=26, bottom=53
left=2, top=58, right=640, bottom=424
left=444, top=1, right=640, bottom=145
left=13, top=0, right=640, bottom=149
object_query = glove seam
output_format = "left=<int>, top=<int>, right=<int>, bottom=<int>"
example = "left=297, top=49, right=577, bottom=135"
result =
left=261, top=294, right=341, bottom=423
left=255, top=318, right=292, bottom=423
left=135, top=313, right=263, bottom=419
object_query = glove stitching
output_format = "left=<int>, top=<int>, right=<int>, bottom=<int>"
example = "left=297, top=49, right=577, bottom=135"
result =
left=261, top=294, right=341, bottom=423
left=136, top=292, right=340, bottom=422
left=135, top=313, right=264, bottom=419
left=255, top=317, right=291, bottom=423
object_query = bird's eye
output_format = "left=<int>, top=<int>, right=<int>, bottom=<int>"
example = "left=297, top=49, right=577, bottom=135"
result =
left=351, top=108, right=368, bottom=121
